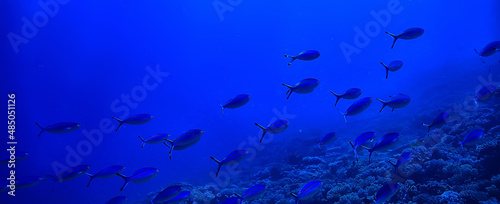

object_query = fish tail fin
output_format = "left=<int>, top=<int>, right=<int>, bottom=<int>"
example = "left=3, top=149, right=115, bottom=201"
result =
left=315, top=141, right=322, bottom=151
left=474, top=49, right=486, bottom=64
left=282, top=84, right=293, bottom=99
left=290, top=193, right=298, bottom=204
left=376, top=98, right=387, bottom=112
left=211, top=157, right=222, bottom=177
left=349, top=141, right=355, bottom=149
left=474, top=99, right=478, bottom=107
left=234, top=193, right=242, bottom=198
left=45, top=175, right=56, bottom=191
left=35, top=122, right=44, bottom=137
left=330, top=91, right=341, bottom=107
left=422, top=123, right=431, bottom=133
left=335, top=107, right=348, bottom=125
left=385, top=31, right=398, bottom=49
left=112, top=117, right=123, bottom=132
left=115, top=173, right=129, bottom=191
left=460, top=141, right=464, bottom=150
left=216, top=100, right=225, bottom=117
left=138, top=136, right=146, bottom=148
left=284, top=55, right=296, bottom=66
left=380, top=62, right=389, bottom=79
left=354, top=148, right=359, bottom=162
left=387, top=161, right=397, bottom=174
left=86, top=173, right=94, bottom=188
left=255, top=123, right=268, bottom=143
left=368, top=151, right=373, bottom=163
left=163, top=140, right=175, bottom=160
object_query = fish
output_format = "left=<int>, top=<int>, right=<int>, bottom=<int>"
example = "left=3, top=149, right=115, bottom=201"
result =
left=163, top=129, right=204, bottom=160
left=376, top=94, right=411, bottom=112
left=315, top=132, right=336, bottom=151
left=115, top=167, right=159, bottom=191
left=46, top=165, right=90, bottom=191
left=217, top=94, right=251, bottom=116
left=474, top=85, right=497, bottom=106
left=234, top=184, right=266, bottom=201
left=284, top=50, right=321, bottom=66
left=149, top=185, right=182, bottom=204
left=0, top=176, right=45, bottom=192
left=255, top=119, right=289, bottom=143
left=375, top=183, right=399, bottom=203
left=330, top=88, right=362, bottom=107
left=0, top=152, right=29, bottom=164
left=339, top=97, right=373, bottom=124
left=422, top=112, right=449, bottom=133
left=475, top=41, right=500, bottom=63
left=349, top=132, right=376, bottom=161
left=165, top=191, right=190, bottom=204
left=138, top=133, right=170, bottom=148
left=105, top=196, right=127, bottom=204
left=380, top=60, right=403, bottom=79
left=385, top=27, right=424, bottom=49
left=34, top=122, right=81, bottom=137
left=86, top=165, right=125, bottom=188
left=282, top=78, right=320, bottom=99
left=290, top=180, right=322, bottom=204
left=362, top=132, right=400, bottom=163
left=219, top=197, right=241, bottom=204
left=460, top=129, right=484, bottom=149
left=112, top=114, right=153, bottom=132
left=210, top=150, right=248, bottom=177
left=388, top=152, right=412, bottom=175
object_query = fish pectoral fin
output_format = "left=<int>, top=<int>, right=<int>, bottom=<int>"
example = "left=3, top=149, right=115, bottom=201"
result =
left=290, top=193, right=298, bottom=198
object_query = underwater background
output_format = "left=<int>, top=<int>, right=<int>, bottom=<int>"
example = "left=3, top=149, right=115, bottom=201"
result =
left=1, top=0, right=500, bottom=203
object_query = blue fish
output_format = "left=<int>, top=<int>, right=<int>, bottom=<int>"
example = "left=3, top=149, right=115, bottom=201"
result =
left=475, top=85, right=497, bottom=106
left=330, top=88, right=362, bottom=106
left=284, top=50, right=321, bottom=66
left=138, top=133, right=170, bottom=148
left=385, top=27, right=424, bottom=49
left=282, top=78, right=320, bottom=99
left=363, top=132, right=400, bottom=163
left=0, top=152, right=29, bottom=164
left=46, top=165, right=90, bottom=191
left=116, top=167, right=159, bottom=191
left=388, top=152, right=412, bottom=175
left=422, top=112, right=449, bottom=133
left=475, top=41, right=500, bottom=63
left=112, top=114, right=153, bottom=132
left=380, top=60, right=403, bottom=79
left=349, top=132, right=376, bottom=161
left=210, top=150, right=248, bottom=177
left=34, top=122, right=81, bottom=137
left=290, top=180, right=322, bottom=204
left=165, top=191, right=190, bottom=204
left=255, top=119, right=289, bottom=143
left=219, top=197, right=241, bottom=204
left=86, top=165, right=125, bottom=188
left=234, top=184, right=266, bottom=201
left=105, top=196, right=127, bottom=204
left=460, top=129, right=484, bottom=149
left=340, top=97, right=373, bottom=124
left=376, top=183, right=399, bottom=204
left=315, top=132, right=336, bottom=151
left=163, top=129, right=204, bottom=160
left=1, top=176, right=45, bottom=192
left=376, top=94, right=411, bottom=112
left=149, top=185, right=182, bottom=204
left=217, top=94, right=251, bottom=116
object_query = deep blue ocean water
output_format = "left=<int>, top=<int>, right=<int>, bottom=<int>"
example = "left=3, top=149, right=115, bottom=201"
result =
left=2, top=0, right=500, bottom=203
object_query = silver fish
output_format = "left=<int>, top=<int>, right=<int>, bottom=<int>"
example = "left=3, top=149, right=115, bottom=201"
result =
left=86, top=165, right=125, bottom=188
left=210, top=150, right=248, bottom=177
left=282, top=78, right=320, bottom=99
left=46, top=165, right=90, bottom=191
left=138, top=133, right=170, bottom=148
left=284, top=50, right=321, bottom=66
left=255, top=119, right=289, bottom=143
left=116, top=167, right=159, bottom=191
left=217, top=94, right=251, bottom=116
left=163, top=129, right=204, bottom=160
left=380, top=60, right=403, bottom=79
left=35, top=122, right=81, bottom=137
left=376, top=94, right=411, bottom=112
left=385, top=27, right=424, bottom=49
left=112, top=114, right=153, bottom=132
left=330, top=88, right=362, bottom=107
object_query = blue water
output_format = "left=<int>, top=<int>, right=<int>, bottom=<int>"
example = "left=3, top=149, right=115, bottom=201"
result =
left=2, top=0, right=500, bottom=203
